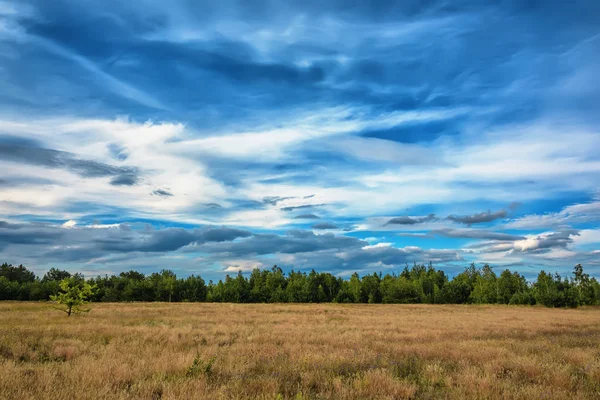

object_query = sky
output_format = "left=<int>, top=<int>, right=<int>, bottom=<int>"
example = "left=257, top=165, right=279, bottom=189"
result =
left=1, top=0, right=599, bottom=281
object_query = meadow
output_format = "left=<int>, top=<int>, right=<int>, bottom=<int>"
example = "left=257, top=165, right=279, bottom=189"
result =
left=1, top=302, right=600, bottom=399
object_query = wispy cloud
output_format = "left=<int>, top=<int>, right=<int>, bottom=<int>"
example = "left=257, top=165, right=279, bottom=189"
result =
left=447, top=209, right=508, bottom=225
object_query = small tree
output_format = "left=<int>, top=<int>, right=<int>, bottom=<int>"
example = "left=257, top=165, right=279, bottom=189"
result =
left=50, top=277, right=94, bottom=316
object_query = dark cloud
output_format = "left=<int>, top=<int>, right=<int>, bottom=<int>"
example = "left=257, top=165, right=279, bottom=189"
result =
left=0, top=140, right=140, bottom=181
left=338, top=245, right=462, bottom=270
left=0, top=221, right=23, bottom=230
left=201, top=227, right=253, bottom=242
left=96, top=226, right=251, bottom=253
left=110, top=173, right=139, bottom=186
left=0, top=176, right=56, bottom=187
left=431, top=228, right=525, bottom=241
left=0, top=220, right=255, bottom=261
left=276, top=242, right=463, bottom=272
left=312, top=222, right=338, bottom=230
left=293, top=214, right=320, bottom=219
left=151, top=189, right=173, bottom=197
left=263, top=195, right=318, bottom=206
left=192, top=230, right=360, bottom=257
left=0, top=135, right=44, bottom=148
left=281, top=204, right=326, bottom=211
left=447, top=209, right=508, bottom=225
left=386, top=214, right=437, bottom=225
left=97, top=229, right=198, bottom=253
left=262, top=196, right=294, bottom=205
left=0, top=221, right=64, bottom=246
left=107, top=143, right=129, bottom=161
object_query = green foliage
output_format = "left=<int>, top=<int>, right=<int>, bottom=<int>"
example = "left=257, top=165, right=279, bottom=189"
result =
left=42, top=268, right=71, bottom=282
left=2, top=261, right=598, bottom=308
left=1, top=263, right=35, bottom=284
left=50, top=277, right=95, bottom=316
left=186, top=355, right=216, bottom=377
left=533, top=271, right=581, bottom=308
left=471, top=265, right=497, bottom=304
left=381, top=276, right=420, bottom=303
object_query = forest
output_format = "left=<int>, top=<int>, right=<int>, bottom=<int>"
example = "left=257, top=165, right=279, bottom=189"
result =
left=1, top=262, right=599, bottom=308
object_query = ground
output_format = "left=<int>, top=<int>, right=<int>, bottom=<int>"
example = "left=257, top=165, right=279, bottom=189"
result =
left=1, top=302, right=600, bottom=399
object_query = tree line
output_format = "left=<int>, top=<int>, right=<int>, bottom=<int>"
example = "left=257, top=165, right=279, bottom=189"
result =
left=1, top=262, right=599, bottom=307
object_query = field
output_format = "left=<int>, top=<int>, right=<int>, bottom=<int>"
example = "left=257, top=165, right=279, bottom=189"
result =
left=1, top=303, right=600, bottom=399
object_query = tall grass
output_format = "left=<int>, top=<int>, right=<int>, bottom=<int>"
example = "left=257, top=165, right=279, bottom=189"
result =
left=1, top=302, right=599, bottom=399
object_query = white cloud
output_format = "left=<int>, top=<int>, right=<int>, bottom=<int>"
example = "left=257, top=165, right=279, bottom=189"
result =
left=506, top=201, right=600, bottom=229
left=170, top=106, right=469, bottom=162
left=223, top=260, right=265, bottom=272
left=1, top=112, right=600, bottom=233
left=62, top=220, right=77, bottom=228
left=362, top=242, right=392, bottom=250
left=571, top=229, right=600, bottom=246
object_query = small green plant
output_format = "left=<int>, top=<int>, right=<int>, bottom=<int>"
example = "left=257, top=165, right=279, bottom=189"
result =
left=50, top=277, right=95, bottom=317
left=390, top=356, right=423, bottom=382
left=186, top=355, right=216, bottom=377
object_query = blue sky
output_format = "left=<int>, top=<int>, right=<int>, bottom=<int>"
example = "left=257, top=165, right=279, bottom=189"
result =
left=1, top=0, right=599, bottom=281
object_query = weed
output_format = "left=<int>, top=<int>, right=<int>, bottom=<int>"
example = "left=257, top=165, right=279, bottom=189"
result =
left=186, top=355, right=216, bottom=378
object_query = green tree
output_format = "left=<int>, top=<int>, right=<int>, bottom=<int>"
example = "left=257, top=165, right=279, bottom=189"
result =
left=50, top=277, right=95, bottom=316
left=0, top=263, right=35, bottom=283
left=572, top=264, right=600, bottom=305
left=361, top=273, right=382, bottom=304
left=471, top=265, right=497, bottom=304
left=496, top=269, right=526, bottom=304
left=265, top=266, right=286, bottom=302
left=381, top=275, right=420, bottom=303
left=348, top=272, right=363, bottom=303
left=42, top=268, right=71, bottom=282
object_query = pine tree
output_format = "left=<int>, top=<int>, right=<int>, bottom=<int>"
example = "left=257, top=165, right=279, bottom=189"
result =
left=50, top=277, right=95, bottom=316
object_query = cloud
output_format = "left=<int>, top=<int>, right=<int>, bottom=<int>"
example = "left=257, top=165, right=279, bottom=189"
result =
left=293, top=214, right=320, bottom=219
left=62, top=220, right=77, bottom=228
left=201, top=227, right=253, bottom=242
left=281, top=204, right=326, bottom=211
left=0, top=140, right=140, bottom=180
left=505, top=201, right=600, bottom=229
left=262, top=196, right=294, bottom=205
left=192, top=230, right=360, bottom=257
left=512, top=231, right=577, bottom=253
left=312, top=222, right=338, bottom=230
left=110, top=173, right=139, bottom=186
left=431, top=228, right=525, bottom=241
left=0, top=221, right=64, bottom=246
left=223, top=260, right=264, bottom=273
left=447, top=209, right=508, bottom=225
left=0, top=220, right=255, bottom=262
left=362, top=242, right=393, bottom=250
left=386, top=214, right=437, bottom=225
left=332, top=245, right=462, bottom=272
left=1, top=220, right=459, bottom=273
left=107, top=143, right=129, bottom=161
left=467, top=230, right=580, bottom=261
left=151, top=189, right=173, bottom=197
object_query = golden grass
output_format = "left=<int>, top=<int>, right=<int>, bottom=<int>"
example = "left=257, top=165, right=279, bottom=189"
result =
left=1, top=302, right=600, bottom=399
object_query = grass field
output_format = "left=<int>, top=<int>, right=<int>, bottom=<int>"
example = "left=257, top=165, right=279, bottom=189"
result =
left=1, top=303, right=600, bottom=399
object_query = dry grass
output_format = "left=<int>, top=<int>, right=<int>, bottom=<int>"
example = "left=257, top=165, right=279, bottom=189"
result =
left=1, top=303, right=600, bottom=399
